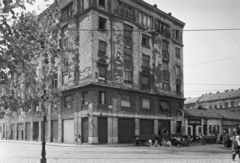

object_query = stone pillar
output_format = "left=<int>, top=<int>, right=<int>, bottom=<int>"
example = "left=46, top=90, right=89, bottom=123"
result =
left=30, top=122, right=33, bottom=141
left=23, top=122, right=26, bottom=140
left=135, top=118, right=140, bottom=136
left=88, top=116, right=98, bottom=144
left=154, top=120, right=158, bottom=135
left=108, top=117, right=113, bottom=144
left=14, top=122, right=17, bottom=140
left=47, top=102, right=52, bottom=142
left=58, top=97, right=62, bottom=143
left=112, top=117, right=118, bottom=144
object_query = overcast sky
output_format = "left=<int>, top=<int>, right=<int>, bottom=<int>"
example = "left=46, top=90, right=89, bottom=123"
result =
left=146, top=0, right=240, bottom=98
left=28, top=0, right=240, bottom=98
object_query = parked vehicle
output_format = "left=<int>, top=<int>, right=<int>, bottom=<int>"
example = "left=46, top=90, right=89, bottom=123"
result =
left=133, top=135, right=160, bottom=146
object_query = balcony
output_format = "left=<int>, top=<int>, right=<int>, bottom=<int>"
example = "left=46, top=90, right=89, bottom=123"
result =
left=115, top=6, right=134, bottom=21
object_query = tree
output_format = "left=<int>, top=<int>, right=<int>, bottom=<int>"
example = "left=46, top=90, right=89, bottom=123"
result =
left=0, top=0, right=63, bottom=116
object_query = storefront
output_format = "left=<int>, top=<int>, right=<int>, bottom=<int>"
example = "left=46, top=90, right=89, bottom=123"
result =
left=222, top=120, right=237, bottom=137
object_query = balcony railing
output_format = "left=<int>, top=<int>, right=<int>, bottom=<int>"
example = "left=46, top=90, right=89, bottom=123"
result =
left=115, top=6, right=134, bottom=21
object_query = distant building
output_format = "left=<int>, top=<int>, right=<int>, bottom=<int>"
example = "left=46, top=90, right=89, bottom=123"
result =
left=0, top=0, right=185, bottom=143
left=185, top=89, right=240, bottom=112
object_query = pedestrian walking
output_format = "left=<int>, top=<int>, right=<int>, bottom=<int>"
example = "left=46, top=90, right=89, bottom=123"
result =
left=232, top=135, right=240, bottom=161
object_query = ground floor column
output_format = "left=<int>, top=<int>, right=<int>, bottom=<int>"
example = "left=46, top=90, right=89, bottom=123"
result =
left=30, top=122, right=33, bottom=141
left=135, top=119, right=140, bottom=136
left=112, top=117, right=118, bottom=144
left=88, top=116, right=98, bottom=144
left=14, top=122, right=17, bottom=140
left=23, top=122, right=26, bottom=140
left=154, top=120, right=158, bottom=135
left=58, top=97, right=62, bottom=143
left=47, top=102, right=52, bottom=142
left=108, top=117, right=113, bottom=144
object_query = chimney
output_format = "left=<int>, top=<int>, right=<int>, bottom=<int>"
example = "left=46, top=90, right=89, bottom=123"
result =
left=168, top=12, right=172, bottom=16
left=225, top=90, right=229, bottom=92
left=153, top=4, right=158, bottom=8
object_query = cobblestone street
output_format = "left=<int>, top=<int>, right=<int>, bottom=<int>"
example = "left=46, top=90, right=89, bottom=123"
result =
left=0, top=141, right=238, bottom=163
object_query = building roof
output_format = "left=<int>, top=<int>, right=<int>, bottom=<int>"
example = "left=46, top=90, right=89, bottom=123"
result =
left=184, top=97, right=201, bottom=104
left=199, top=89, right=240, bottom=102
left=212, top=109, right=240, bottom=121
left=184, top=108, right=222, bottom=119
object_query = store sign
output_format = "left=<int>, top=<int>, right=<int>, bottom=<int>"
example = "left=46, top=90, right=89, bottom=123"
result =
left=188, top=119, right=201, bottom=125
left=222, top=121, right=236, bottom=126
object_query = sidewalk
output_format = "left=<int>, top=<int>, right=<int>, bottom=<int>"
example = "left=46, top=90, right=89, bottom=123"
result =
left=0, top=139, right=134, bottom=147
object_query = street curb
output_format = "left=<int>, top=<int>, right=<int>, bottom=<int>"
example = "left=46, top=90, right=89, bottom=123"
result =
left=0, top=140, right=134, bottom=147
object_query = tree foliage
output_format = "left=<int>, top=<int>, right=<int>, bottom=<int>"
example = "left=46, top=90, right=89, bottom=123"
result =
left=0, top=0, right=63, bottom=117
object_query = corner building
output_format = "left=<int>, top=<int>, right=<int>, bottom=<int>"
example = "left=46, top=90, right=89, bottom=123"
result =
left=0, top=0, right=185, bottom=144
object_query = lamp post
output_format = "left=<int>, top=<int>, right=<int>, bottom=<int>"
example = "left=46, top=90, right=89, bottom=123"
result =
left=41, top=111, right=47, bottom=163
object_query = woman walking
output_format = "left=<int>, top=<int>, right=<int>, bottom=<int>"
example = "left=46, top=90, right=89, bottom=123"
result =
left=232, top=135, right=240, bottom=161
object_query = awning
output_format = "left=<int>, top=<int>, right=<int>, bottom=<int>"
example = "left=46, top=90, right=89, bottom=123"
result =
left=160, top=102, right=169, bottom=110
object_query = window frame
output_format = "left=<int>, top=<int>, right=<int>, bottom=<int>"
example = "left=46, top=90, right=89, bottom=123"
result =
left=142, top=34, right=150, bottom=48
left=142, top=97, right=151, bottom=109
left=98, top=64, right=107, bottom=83
left=176, top=84, right=181, bottom=94
left=99, top=91, right=106, bottom=105
left=98, top=40, right=107, bottom=56
left=98, top=0, right=106, bottom=7
left=176, top=65, right=180, bottom=76
left=62, top=72, right=68, bottom=85
left=175, top=47, right=181, bottom=58
left=121, top=95, right=131, bottom=108
left=64, top=95, right=73, bottom=108
left=98, top=16, right=106, bottom=30
left=142, top=54, right=150, bottom=68
left=82, top=92, right=88, bottom=105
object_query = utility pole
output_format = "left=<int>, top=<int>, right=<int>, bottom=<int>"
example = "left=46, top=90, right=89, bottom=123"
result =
left=41, top=110, right=47, bottom=163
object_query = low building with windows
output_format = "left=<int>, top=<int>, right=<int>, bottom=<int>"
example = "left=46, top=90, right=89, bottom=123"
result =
left=185, top=89, right=240, bottom=112
left=183, top=108, right=222, bottom=137
left=212, top=109, right=240, bottom=137
left=0, top=0, right=185, bottom=144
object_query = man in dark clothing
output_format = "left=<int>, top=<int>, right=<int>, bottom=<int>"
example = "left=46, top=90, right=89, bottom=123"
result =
left=232, top=135, right=240, bottom=161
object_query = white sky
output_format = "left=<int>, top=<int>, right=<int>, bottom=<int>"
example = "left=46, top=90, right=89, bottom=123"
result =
left=147, top=0, right=240, bottom=98
left=26, top=0, right=240, bottom=98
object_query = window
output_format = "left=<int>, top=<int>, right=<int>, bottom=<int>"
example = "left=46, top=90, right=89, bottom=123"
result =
left=209, top=105, right=212, bottom=109
left=163, top=62, right=168, bottom=71
left=213, top=125, right=216, bottom=134
left=220, top=104, right=223, bottom=108
left=62, top=72, right=68, bottom=84
left=209, top=125, right=212, bottom=134
left=116, top=2, right=134, bottom=20
left=99, top=65, right=106, bottom=83
left=176, top=66, right=180, bottom=76
left=82, top=92, right=88, bottom=105
left=214, top=105, right=217, bottom=109
left=175, top=30, right=179, bottom=39
left=238, top=101, right=240, bottom=106
left=142, top=98, right=150, bottom=109
left=175, top=47, right=180, bottom=58
left=52, top=78, right=58, bottom=88
left=64, top=95, right=73, bottom=108
left=231, top=101, right=235, bottom=107
left=143, top=76, right=150, bottom=86
left=188, top=127, right=191, bottom=136
left=34, top=102, right=39, bottom=112
left=139, top=12, right=153, bottom=29
left=99, top=41, right=107, bottom=55
left=61, top=2, right=73, bottom=21
left=224, top=102, right=228, bottom=108
left=98, top=0, right=105, bottom=7
left=176, top=84, right=181, bottom=94
left=121, top=95, right=131, bottom=107
left=163, top=83, right=170, bottom=91
left=99, top=92, right=106, bottom=105
left=142, top=54, right=150, bottom=67
left=198, top=127, right=202, bottom=134
left=142, top=35, right=150, bottom=47
left=162, top=40, right=169, bottom=52
left=155, top=20, right=170, bottom=37
left=98, top=17, right=106, bottom=30
left=124, top=25, right=133, bottom=82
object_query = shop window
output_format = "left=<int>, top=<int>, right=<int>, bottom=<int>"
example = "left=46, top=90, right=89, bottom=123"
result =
left=121, top=95, right=131, bottom=107
left=82, top=92, right=88, bottom=105
left=142, top=34, right=150, bottom=48
left=142, top=98, right=150, bottom=109
left=188, top=127, right=191, bottom=136
left=209, top=125, right=212, bottom=134
left=99, top=92, right=106, bottom=105
left=98, top=17, right=106, bottom=30
left=198, top=127, right=202, bottom=134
